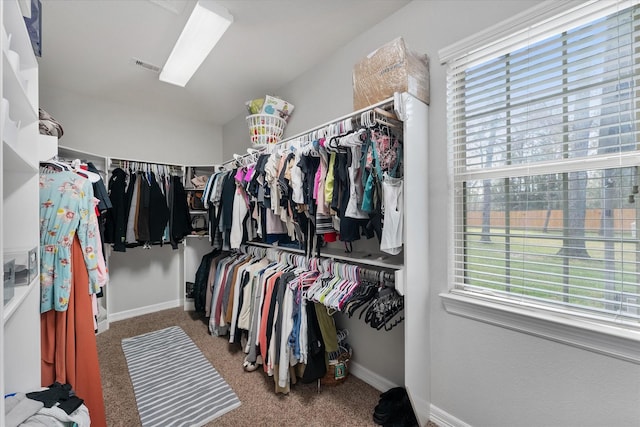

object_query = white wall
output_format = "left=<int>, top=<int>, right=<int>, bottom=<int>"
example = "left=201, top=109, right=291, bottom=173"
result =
left=223, top=1, right=640, bottom=426
left=39, top=86, right=224, bottom=320
left=40, top=86, right=223, bottom=165
left=107, top=246, right=183, bottom=320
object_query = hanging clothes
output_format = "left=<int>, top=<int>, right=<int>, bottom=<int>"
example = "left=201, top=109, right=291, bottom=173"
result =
left=104, top=167, right=128, bottom=252
left=86, top=162, right=111, bottom=213
left=169, top=175, right=192, bottom=249
left=135, top=172, right=151, bottom=242
left=39, top=172, right=101, bottom=312
left=380, top=173, right=404, bottom=255
left=147, top=171, right=170, bottom=243
left=207, top=170, right=232, bottom=249
left=193, top=249, right=222, bottom=313
left=39, top=169, right=107, bottom=427
left=84, top=161, right=112, bottom=262
left=124, top=170, right=139, bottom=244
left=40, top=237, right=107, bottom=427
left=198, top=246, right=400, bottom=395
left=230, top=176, right=250, bottom=249
left=219, top=168, right=238, bottom=250
left=106, top=164, right=175, bottom=249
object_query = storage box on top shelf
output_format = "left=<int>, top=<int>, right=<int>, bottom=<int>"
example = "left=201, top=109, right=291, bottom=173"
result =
left=352, top=37, right=430, bottom=111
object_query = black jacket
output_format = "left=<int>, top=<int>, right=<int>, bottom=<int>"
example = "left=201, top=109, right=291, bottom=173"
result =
left=169, top=175, right=192, bottom=249
left=302, top=302, right=327, bottom=383
left=104, top=168, right=128, bottom=252
left=193, top=250, right=220, bottom=313
left=148, top=172, right=170, bottom=243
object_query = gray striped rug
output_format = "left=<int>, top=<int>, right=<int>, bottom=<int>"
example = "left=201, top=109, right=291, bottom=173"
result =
left=122, top=326, right=241, bottom=427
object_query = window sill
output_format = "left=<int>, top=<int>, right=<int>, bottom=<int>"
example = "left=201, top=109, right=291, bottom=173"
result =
left=440, top=290, right=640, bottom=364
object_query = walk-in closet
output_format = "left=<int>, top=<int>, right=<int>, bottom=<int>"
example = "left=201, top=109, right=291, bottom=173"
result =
left=4, top=1, right=640, bottom=427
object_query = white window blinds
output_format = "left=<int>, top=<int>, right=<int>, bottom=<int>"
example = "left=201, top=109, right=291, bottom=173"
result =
left=445, top=0, right=640, bottom=324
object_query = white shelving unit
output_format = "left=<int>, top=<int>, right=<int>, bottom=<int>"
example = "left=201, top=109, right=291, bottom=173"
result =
left=184, top=164, right=215, bottom=232
left=183, top=164, right=216, bottom=311
left=242, top=94, right=429, bottom=421
left=1, top=0, right=42, bottom=412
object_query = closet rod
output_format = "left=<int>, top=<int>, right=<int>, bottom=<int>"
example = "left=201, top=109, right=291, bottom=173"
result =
left=108, top=156, right=185, bottom=168
left=58, top=146, right=200, bottom=176
left=223, top=96, right=396, bottom=167
left=278, top=96, right=395, bottom=145
left=244, top=242, right=396, bottom=282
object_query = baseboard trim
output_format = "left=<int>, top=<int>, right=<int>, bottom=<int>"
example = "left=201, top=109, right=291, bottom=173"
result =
left=408, top=393, right=430, bottom=427
left=96, top=318, right=110, bottom=335
left=350, top=362, right=453, bottom=427
left=429, top=404, right=471, bottom=427
left=183, top=299, right=195, bottom=311
left=109, top=299, right=182, bottom=323
left=348, top=361, right=399, bottom=392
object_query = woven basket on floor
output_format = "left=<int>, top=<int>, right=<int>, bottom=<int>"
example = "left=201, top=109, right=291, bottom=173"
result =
left=321, top=350, right=350, bottom=386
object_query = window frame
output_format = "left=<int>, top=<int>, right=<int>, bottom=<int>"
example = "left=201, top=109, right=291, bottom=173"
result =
left=439, top=0, right=640, bottom=363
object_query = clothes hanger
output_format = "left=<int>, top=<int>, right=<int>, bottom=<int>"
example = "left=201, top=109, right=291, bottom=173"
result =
left=40, top=158, right=71, bottom=172
left=71, top=159, right=101, bottom=183
left=233, top=154, right=243, bottom=168
left=246, top=147, right=263, bottom=164
left=374, top=107, right=401, bottom=128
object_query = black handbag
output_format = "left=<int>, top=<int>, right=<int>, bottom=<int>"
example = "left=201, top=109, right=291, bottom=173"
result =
left=191, top=213, right=208, bottom=232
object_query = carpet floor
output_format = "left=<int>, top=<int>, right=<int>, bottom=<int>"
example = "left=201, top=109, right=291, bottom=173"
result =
left=97, top=307, right=436, bottom=427
left=121, top=326, right=241, bottom=426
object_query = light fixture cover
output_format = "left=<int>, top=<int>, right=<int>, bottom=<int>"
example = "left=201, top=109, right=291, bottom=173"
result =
left=159, top=0, right=233, bottom=87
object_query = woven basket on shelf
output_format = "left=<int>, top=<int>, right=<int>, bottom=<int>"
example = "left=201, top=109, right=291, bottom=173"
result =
left=246, top=114, right=287, bottom=145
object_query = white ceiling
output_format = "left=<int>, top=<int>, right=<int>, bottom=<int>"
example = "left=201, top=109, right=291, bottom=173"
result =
left=38, top=0, right=411, bottom=126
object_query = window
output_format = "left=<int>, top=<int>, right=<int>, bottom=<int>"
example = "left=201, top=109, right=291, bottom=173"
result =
left=440, top=0, right=640, bottom=356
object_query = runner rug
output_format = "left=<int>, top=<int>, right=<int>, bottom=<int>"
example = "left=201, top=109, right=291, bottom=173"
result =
left=122, top=326, right=241, bottom=427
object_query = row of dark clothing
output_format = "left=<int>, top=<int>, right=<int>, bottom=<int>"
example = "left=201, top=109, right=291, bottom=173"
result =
left=104, top=168, right=193, bottom=251
left=193, top=249, right=404, bottom=393
left=198, top=126, right=403, bottom=256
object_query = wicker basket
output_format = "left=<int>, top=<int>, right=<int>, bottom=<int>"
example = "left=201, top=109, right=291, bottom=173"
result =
left=246, top=114, right=287, bottom=145
left=321, top=350, right=350, bottom=386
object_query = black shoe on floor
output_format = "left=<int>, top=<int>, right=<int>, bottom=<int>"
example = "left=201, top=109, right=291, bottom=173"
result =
left=373, top=387, right=409, bottom=425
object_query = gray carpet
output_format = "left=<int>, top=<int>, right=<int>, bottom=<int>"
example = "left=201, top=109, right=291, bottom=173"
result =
left=122, top=325, right=241, bottom=427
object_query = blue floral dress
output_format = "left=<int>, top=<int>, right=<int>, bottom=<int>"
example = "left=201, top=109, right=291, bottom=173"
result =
left=39, top=171, right=100, bottom=312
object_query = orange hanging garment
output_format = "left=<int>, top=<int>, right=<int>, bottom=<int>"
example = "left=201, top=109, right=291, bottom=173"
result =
left=40, top=236, right=107, bottom=427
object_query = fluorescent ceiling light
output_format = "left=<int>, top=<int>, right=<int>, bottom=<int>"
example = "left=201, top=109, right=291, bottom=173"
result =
left=159, top=0, right=233, bottom=87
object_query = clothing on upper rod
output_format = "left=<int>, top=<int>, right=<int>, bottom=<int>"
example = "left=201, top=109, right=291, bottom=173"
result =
left=203, top=116, right=404, bottom=259
left=103, top=159, right=191, bottom=251
left=41, top=156, right=111, bottom=207
left=42, top=156, right=113, bottom=247
left=222, top=100, right=398, bottom=169
left=38, top=167, right=109, bottom=312
left=40, top=158, right=111, bottom=335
